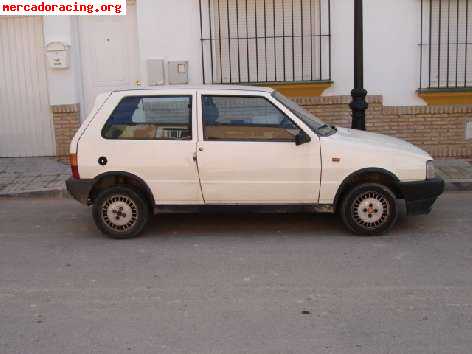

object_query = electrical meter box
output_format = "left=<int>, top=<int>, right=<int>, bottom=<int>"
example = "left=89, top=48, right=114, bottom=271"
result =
left=168, top=61, right=189, bottom=84
left=466, top=120, right=472, bottom=140
left=147, top=59, right=165, bottom=86
left=46, top=42, right=70, bottom=69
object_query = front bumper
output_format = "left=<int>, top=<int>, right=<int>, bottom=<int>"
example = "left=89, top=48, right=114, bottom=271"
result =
left=66, top=177, right=94, bottom=205
left=399, top=177, right=445, bottom=216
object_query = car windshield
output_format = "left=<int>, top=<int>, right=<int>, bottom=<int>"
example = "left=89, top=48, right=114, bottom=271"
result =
left=272, top=91, right=336, bottom=136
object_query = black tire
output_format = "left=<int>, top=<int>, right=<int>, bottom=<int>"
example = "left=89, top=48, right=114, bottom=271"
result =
left=92, top=186, right=150, bottom=239
left=340, top=183, right=398, bottom=236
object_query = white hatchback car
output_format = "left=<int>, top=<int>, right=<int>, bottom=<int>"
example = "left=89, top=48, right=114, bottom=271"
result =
left=67, top=85, right=444, bottom=239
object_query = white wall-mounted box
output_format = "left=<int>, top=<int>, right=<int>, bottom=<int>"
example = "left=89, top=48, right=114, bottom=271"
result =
left=466, top=121, right=472, bottom=140
left=168, top=61, right=189, bottom=85
left=46, top=41, right=70, bottom=69
left=147, top=59, right=165, bottom=86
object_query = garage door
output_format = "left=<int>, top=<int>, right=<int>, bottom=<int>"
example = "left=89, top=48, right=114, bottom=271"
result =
left=0, top=16, right=55, bottom=157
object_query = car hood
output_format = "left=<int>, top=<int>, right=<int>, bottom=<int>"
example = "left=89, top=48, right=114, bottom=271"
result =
left=333, top=127, right=431, bottom=159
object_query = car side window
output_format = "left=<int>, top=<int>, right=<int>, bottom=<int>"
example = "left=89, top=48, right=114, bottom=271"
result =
left=102, top=95, right=192, bottom=140
left=202, top=95, right=301, bottom=141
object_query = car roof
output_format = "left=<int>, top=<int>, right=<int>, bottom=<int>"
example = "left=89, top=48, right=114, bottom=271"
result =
left=112, top=84, right=275, bottom=94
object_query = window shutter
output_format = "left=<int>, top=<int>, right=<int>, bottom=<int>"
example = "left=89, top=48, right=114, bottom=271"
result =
left=200, top=0, right=331, bottom=84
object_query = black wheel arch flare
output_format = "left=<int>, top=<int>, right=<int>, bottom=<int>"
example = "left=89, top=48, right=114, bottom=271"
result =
left=333, top=168, right=402, bottom=212
left=89, top=171, right=155, bottom=207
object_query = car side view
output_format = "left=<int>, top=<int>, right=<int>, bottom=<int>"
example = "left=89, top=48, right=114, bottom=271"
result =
left=66, top=85, right=445, bottom=239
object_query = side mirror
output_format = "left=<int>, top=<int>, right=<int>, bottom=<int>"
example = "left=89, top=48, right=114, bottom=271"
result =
left=295, top=131, right=311, bottom=146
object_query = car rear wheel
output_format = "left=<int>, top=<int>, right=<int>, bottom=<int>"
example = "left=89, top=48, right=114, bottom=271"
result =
left=340, top=183, right=398, bottom=236
left=92, top=186, right=149, bottom=239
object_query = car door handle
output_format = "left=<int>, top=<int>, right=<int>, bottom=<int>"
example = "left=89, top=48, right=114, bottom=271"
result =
left=198, top=147, right=204, bottom=152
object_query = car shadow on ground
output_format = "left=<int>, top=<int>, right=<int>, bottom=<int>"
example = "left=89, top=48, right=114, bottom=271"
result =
left=146, top=212, right=343, bottom=238
left=139, top=201, right=413, bottom=240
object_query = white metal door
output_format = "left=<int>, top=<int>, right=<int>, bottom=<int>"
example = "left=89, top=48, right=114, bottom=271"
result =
left=79, top=2, right=140, bottom=116
left=0, top=17, right=55, bottom=157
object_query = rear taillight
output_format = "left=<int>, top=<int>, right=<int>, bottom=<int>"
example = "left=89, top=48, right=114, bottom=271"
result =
left=69, top=153, right=80, bottom=179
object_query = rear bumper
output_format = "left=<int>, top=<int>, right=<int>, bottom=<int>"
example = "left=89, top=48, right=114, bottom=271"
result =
left=399, top=177, right=445, bottom=216
left=66, top=177, right=94, bottom=205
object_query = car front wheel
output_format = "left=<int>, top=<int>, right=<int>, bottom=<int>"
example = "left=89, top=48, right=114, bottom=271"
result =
left=92, top=186, right=149, bottom=239
left=340, top=183, right=398, bottom=236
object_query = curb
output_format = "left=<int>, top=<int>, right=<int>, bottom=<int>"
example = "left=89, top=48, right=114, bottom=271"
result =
left=445, top=181, right=472, bottom=192
left=0, top=189, right=71, bottom=200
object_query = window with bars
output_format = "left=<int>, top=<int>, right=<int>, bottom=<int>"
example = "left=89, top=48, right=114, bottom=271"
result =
left=198, top=0, right=331, bottom=84
left=419, top=0, right=472, bottom=90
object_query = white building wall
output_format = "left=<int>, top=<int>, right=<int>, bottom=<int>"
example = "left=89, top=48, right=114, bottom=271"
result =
left=41, top=0, right=427, bottom=108
left=323, top=0, right=355, bottom=100
left=136, top=0, right=426, bottom=106
left=363, top=0, right=425, bottom=106
left=324, top=0, right=426, bottom=106
left=136, top=0, right=202, bottom=86
left=42, top=16, right=82, bottom=106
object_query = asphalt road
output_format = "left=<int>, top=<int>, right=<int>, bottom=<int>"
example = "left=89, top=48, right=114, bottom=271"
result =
left=0, top=192, right=472, bottom=354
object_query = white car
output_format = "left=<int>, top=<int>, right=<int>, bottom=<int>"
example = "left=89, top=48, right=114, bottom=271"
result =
left=66, top=85, right=444, bottom=239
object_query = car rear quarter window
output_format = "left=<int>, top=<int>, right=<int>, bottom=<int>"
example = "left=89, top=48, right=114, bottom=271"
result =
left=102, top=96, right=192, bottom=140
left=202, top=95, right=301, bottom=141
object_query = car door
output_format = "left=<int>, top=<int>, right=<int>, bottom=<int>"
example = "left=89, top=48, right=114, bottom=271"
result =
left=195, top=90, right=321, bottom=204
left=78, top=90, right=203, bottom=205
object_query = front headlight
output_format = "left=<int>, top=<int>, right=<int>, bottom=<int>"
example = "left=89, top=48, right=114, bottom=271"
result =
left=426, top=160, right=435, bottom=179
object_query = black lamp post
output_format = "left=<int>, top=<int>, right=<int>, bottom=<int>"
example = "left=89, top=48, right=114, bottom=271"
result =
left=350, top=0, right=368, bottom=130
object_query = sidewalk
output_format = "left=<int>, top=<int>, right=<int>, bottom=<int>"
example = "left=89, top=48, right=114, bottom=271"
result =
left=0, top=157, right=471, bottom=199
left=434, top=159, right=472, bottom=191
left=0, top=157, right=70, bottom=198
